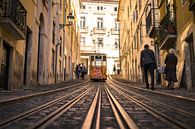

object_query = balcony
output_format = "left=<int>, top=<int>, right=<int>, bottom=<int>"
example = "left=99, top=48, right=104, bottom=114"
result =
left=94, top=27, right=106, bottom=34
left=146, top=8, right=160, bottom=38
left=0, top=0, right=27, bottom=40
left=158, top=6, right=177, bottom=50
left=80, top=26, right=89, bottom=33
left=189, top=0, right=195, bottom=11
left=111, top=28, right=119, bottom=35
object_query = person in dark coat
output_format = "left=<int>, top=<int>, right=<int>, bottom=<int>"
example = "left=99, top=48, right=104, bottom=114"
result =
left=140, top=44, right=156, bottom=90
left=165, top=48, right=178, bottom=89
left=75, top=64, right=81, bottom=79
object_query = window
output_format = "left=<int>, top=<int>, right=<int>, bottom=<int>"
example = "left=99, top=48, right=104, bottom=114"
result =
left=80, top=37, right=86, bottom=47
left=139, top=0, right=142, bottom=10
left=103, top=56, right=106, bottom=61
left=59, top=60, right=62, bottom=74
left=52, top=21, right=55, bottom=44
left=60, top=0, right=62, bottom=10
left=98, top=38, right=103, bottom=47
left=114, top=19, right=119, bottom=31
left=114, top=39, right=119, bottom=49
left=96, top=56, right=102, bottom=60
left=97, top=18, right=103, bottom=29
left=82, top=5, right=86, bottom=9
left=97, top=6, right=103, bottom=10
left=80, top=17, right=86, bottom=29
left=59, top=37, right=62, bottom=56
left=52, top=49, right=55, bottom=73
left=114, top=7, right=117, bottom=11
left=91, top=56, right=94, bottom=61
left=139, top=23, right=143, bottom=45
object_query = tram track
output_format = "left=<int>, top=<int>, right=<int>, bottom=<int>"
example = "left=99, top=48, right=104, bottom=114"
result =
left=0, top=85, right=92, bottom=129
left=82, top=83, right=138, bottom=129
left=107, top=78, right=195, bottom=129
left=109, top=77, right=195, bottom=114
left=0, top=80, right=89, bottom=106
left=0, top=81, right=90, bottom=122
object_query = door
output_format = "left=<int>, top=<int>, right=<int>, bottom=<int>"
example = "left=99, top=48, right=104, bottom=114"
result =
left=188, top=35, right=195, bottom=87
left=0, top=43, right=10, bottom=89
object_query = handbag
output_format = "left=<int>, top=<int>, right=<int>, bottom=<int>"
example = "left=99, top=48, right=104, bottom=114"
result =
left=158, top=66, right=165, bottom=74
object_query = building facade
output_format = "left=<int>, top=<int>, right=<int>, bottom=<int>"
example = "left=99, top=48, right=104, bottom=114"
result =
left=0, top=0, right=28, bottom=89
left=154, top=0, right=195, bottom=89
left=118, top=0, right=154, bottom=82
left=0, top=0, right=81, bottom=90
left=118, top=0, right=195, bottom=90
left=80, top=0, right=120, bottom=75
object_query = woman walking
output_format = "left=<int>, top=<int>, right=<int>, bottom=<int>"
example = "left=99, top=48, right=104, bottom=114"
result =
left=165, top=48, right=178, bottom=89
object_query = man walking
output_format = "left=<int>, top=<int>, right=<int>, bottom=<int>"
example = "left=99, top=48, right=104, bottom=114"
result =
left=140, top=44, right=156, bottom=90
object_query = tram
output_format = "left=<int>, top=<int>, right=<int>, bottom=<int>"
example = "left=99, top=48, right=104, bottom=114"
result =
left=89, top=53, right=107, bottom=81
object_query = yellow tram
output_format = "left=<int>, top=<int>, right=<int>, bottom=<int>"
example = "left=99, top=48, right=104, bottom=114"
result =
left=89, top=53, right=107, bottom=81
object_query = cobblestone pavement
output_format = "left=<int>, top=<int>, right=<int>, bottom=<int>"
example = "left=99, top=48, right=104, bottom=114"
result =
left=0, top=78, right=87, bottom=101
left=111, top=76, right=195, bottom=99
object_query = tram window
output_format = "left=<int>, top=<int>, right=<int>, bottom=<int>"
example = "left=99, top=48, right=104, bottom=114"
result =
left=102, top=62, right=106, bottom=66
left=96, top=56, right=102, bottom=60
left=103, top=56, right=106, bottom=61
left=91, top=61, right=95, bottom=66
left=91, top=56, right=94, bottom=61
left=96, top=61, right=101, bottom=66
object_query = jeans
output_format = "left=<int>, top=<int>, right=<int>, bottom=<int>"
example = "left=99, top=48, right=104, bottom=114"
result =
left=143, top=63, right=155, bottom=87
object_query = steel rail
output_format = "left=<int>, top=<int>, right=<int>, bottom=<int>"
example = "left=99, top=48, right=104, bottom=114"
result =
left=109, top=76, right=195, bottom=102
left=81, top=86, right=101, bottom=129
left=108, top=79, right=195, bottom=117
left=0, top=80, right=89, bottom=106
left=104, top=85, right=139, bottom=129
left=95, top=86, right=101, bottom=129
left=0, top=85, right=90, bottom=127
left=30, top=87, right=93, bottom=129
left=108, top=82, right=193, bottom=129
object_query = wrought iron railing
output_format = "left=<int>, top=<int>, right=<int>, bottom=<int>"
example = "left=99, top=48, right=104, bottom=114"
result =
left=189, top=0, right=195, bottom=11
left=146, top=9, right=152, bottom=35
left=146, top=8, right=160, bottom=36
left=158, top=4, right=176, bottom=43
left=0, top=0, right=27, bottom=34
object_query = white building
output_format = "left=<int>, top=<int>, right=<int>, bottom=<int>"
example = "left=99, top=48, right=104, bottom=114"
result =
left=80, top=0, right=120, bottom=75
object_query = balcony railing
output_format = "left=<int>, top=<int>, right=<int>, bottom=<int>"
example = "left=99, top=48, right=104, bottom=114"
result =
left=158, top=5, right=177, bottom=49
left=146, top=8, right=160, bottom=38
left=189, top=0, right=195, bottom=11
left=0, top=0, right=27, bottom=39
left=111, top=28, right=119, bottom=35
left=80, top=26, right=89, bottom=33
left=94, top=27, right=106, bottom=34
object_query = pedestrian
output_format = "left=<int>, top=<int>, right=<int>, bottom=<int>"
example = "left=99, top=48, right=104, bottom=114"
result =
left=75, top=64, right=81, bottom=79
left=113, top=65, right=116, bottom=75
left=140, top=44, right=157, bottom=90
left=164, top=48, right=178, bottom=89
left=80, top=63, right=87, bottom=79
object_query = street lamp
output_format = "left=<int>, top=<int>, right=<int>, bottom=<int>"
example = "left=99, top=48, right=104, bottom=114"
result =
left=67, top=12, right=74, bottom=25
left=92, top=33, right=96, bottom=53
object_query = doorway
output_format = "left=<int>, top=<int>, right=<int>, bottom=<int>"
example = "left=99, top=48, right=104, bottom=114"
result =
left=0, top=42, right=10, bottom=89
left=188, top=35, right=195, bottom=87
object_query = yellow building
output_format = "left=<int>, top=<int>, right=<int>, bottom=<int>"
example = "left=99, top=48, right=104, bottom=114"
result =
left=118, top=0, right=153, bottom=82
left=0, top=0, right=81, bottom=90
left=0, top=0, right=28, bottom=89
left=64, top=0, right=81, bottom=80
left=146, top=0, right=195, bottom=90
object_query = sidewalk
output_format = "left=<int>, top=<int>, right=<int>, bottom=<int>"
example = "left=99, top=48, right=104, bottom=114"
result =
left=0, top=79, right=87, bottom=101
left=111, top=76, right=195, bottom=99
